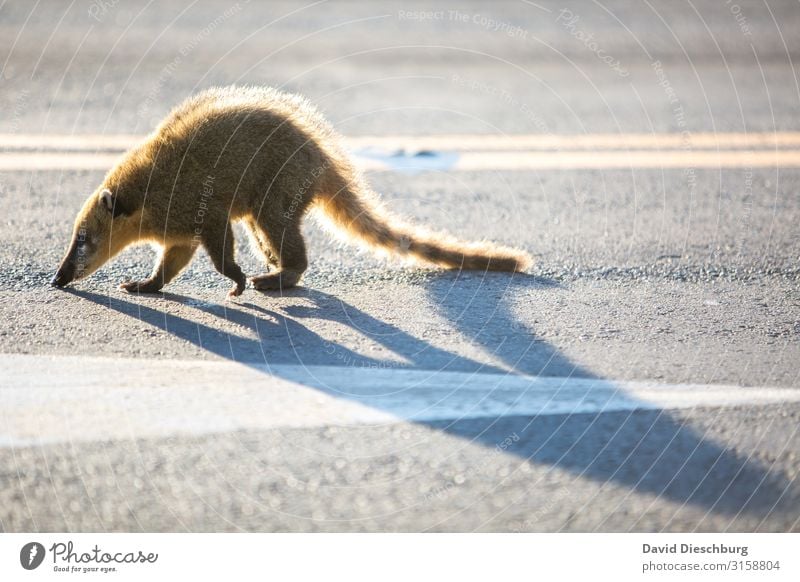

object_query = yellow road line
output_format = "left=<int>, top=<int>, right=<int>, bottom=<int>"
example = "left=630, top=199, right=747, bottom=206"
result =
left=0, top=153, right=121, bottom=170
left=0, top=134, right=141, bottom=151
left=2, top=132, right=800, bottom=152
left=3, top=149, right=800, bottom=171
left=447, top=149, right=800, bottom=170
left=348, top=132, right=800, bottom=152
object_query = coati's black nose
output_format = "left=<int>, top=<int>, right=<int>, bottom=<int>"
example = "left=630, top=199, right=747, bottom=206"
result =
left=51, top=265, right=73, bottom=288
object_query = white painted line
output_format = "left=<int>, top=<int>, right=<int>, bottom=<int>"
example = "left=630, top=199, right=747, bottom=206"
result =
left=2, top=132, right=800, bottom=152
left=1, top=354, right=798, bottom=447
left=2, top=149, right=799, bottom=172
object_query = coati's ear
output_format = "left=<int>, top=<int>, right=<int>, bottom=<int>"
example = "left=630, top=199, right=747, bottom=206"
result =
left=99, top=188, right=130, bottom=218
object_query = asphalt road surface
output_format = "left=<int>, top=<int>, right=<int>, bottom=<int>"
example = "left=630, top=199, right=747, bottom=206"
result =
left=1, top=0, right=799, bottom=532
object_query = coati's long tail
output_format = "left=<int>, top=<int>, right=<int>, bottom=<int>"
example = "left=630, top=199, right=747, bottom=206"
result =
left=313, top=172, right=532, bottom=272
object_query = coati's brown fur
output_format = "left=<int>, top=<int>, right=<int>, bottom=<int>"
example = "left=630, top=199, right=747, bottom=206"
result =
left=53, top=86, right=532, bottom=296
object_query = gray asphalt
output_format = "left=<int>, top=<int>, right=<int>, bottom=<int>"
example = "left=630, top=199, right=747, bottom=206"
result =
left=1, top=0, right=799, bottom=532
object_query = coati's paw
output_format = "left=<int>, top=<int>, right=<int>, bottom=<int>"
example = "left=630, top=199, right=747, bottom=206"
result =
left=227, top=281, right=246, bottom=298
left=119, top=280, right=163, bottom=294
left=250, top=273, right=281, bottom=290
left=250, top=271, right=302, bottom=291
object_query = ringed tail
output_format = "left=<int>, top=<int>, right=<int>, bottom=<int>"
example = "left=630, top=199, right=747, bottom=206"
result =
left=313, top=170, right=532, bottom=273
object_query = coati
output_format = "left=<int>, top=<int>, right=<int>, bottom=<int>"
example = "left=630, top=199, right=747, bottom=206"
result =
left=52, top=86, right=532, bottom=297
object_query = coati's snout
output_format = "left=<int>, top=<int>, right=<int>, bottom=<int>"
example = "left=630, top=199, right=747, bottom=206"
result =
left=52, top=235, right=91, bottom=287
left=52, top=188, right=130, bottom=288
left=51, top=258, right=75, bottom=287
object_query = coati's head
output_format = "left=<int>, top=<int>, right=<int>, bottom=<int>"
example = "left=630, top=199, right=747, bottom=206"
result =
left=51, top=187, right=138, bottom=288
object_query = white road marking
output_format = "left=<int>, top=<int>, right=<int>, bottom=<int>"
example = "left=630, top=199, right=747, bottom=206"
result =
left=1, top=353, right=798, bottom=446
left=1, top=132, right=799, bottom=171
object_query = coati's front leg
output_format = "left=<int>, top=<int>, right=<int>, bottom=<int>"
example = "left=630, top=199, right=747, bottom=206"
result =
left=248, top=216, right=308, bottom=291
left=202, top=222, right=247, bottom=297
left=120, top=244, right=196, bottom=294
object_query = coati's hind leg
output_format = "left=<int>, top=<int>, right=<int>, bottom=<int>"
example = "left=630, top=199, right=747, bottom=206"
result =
left=202, top=222, right=247, bottom=297
left=120, top=244, right=196, bottom=294
left=249, top=216, right=308, bottom=291
left=243, top=217, right=279, bottom=268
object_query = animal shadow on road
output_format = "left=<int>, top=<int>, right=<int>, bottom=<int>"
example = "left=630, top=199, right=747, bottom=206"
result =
left=71, top=273, right=793, bottom=525
left=423, top=271, right=795, bottom=525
